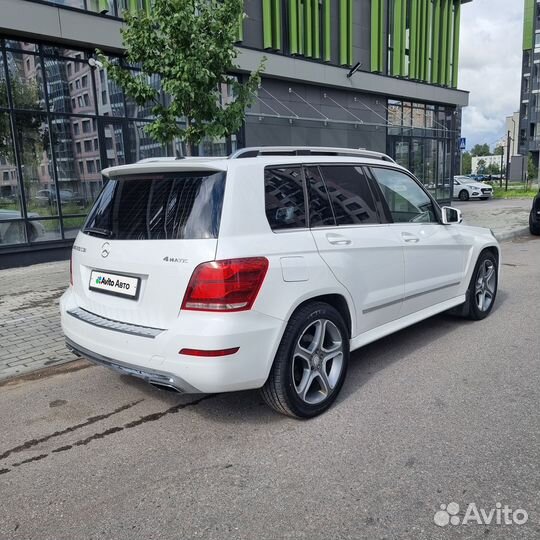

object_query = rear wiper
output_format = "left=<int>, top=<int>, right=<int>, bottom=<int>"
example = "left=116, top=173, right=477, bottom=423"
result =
left=83, top=227, right=112, bottom=238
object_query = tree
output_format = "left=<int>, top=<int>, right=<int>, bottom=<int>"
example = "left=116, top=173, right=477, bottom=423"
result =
left=98, top=0, right=265, bottom=155
left=486, top=162, right=500, bottom=175
left=476, top=158, right=487, bottom=174
left=493, top=145, right=504, bottom=156
left=470, top=143, right=490, bottom=157
left=528, top=152, right=538, bottom=186
left=462, top=151, right=472, bottom=175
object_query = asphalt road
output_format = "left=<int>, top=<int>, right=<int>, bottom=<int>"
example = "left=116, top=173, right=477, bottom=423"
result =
left=1, top=238, right=539, bottom=540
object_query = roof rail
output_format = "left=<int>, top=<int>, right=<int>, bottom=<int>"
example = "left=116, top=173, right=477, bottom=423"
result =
left=136, top=156, right=225, bottom=164
left=229, top=146, right=396, bottom=163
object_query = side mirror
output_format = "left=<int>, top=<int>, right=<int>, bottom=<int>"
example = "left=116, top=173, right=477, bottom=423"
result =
left=441, top=206, right=463, bottom=225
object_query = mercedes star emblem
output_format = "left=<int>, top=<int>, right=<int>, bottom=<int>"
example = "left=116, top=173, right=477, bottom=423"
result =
left=101, top=242, right=111, bottom=258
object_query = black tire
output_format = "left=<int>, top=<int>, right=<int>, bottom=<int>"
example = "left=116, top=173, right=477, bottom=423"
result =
left=261, top=302, right=349, bottom=419
left=459, top=190, right=470, bottom=201
left=529, top=212, right=540, bottom=235
left=463, top=251, right=498, bottom=320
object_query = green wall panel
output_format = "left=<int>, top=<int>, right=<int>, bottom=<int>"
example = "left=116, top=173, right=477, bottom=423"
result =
left=262, top=0, right=273, bottom=49
left=410, top=0, right=418, bottom=79
left=289, top=0, right=299, bottom=54
left=323, top=0, right=331, bottom=61
left=370, top=0, right=384, bottom=72
left=431, top=0, right=441, bottom=84
left=262, top=0, right=281, bottom=50
left=313, top=0, right=321, bottom=59
left=392, top=0, right=406, bottom=76
left=452, top=0, right=461, bottom=87
left=523, top=0, right=535, bottom=50
left=440, top=0, right=449, bottom=85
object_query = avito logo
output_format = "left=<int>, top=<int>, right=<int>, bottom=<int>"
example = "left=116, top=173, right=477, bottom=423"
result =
left=95, top=276, right=115, bottom=286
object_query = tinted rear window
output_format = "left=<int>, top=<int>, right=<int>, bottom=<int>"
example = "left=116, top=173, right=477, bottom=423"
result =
left=83, top=171, right=225, bottom=240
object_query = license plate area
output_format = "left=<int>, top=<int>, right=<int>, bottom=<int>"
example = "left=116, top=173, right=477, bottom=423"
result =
left=89, top=270, right=140, bottom=300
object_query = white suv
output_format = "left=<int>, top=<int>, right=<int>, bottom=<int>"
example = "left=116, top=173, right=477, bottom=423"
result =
left=61, top=147, right=500, bottom=418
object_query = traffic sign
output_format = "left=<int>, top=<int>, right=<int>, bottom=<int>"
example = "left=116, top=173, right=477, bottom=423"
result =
left=459, top=137, right=466, bottom=151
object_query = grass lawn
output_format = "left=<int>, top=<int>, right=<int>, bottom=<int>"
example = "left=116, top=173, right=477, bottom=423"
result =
left=492, top=184, right=539, bottom=199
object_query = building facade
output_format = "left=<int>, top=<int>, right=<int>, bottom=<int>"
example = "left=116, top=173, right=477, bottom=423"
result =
left=520, top=0, right=540, bottom=168
left=0, top=0, right=471, bottom=267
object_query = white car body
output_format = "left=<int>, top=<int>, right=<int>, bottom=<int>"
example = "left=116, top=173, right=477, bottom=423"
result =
left=61, top=149, right=500, bottom=401
left=453, top=176, right=493, bottom=200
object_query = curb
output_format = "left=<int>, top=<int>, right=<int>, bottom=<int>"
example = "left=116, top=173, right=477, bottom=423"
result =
left=0, top=359, right=90, bottom=388
left=494, top=227, right=531, bottom=242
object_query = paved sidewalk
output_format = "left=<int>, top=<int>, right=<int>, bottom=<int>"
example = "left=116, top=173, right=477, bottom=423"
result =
left=0, top=260, right=75, bottom=380
left=454, top=198, right=532, bottom=240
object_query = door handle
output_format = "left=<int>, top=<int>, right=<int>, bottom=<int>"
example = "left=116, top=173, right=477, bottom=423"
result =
left=401, top=232, right=420, bottom=244
left=326, top=233, right=352, bottom=246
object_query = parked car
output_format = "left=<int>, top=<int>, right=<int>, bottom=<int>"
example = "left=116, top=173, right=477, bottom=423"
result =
left=453, top=176, right=493, bottom=201
left=61, top=147, right=500, bottom=418
left=35, top=189, right=83, bottom=206
left=0, top=209, right=46, bottom=243
left=530, top=190, right=540, bottom=235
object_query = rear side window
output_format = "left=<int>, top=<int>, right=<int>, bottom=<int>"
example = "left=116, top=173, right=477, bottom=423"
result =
left=83, top=171, right=226, bottom=240
left=264, top=167, right=307, bottom=230
left=319, top=165, right=379, bottom=225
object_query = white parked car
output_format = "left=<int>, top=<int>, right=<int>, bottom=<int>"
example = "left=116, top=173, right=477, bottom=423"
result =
left=61, top=147, right=500, bottom=418
left=453, top=176, right=493, bottom=201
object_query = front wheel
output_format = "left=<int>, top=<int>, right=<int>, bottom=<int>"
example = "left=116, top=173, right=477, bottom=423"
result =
left=459, top=190, right=470, bottom=201
left=464, top=252, right=498, bottom=320
left=530, top=212, right=540, bottom=235
left=261, top=302, right=349, bottom=418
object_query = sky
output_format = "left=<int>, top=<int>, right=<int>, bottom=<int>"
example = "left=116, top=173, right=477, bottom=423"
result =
left=459, top=0, right=523, bottom=151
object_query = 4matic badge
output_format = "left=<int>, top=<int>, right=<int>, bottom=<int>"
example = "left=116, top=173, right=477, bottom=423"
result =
left=163, top=256, right=188, bottom=264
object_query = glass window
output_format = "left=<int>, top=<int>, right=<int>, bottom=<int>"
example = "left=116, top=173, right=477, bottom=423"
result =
left=264, top=167, right=306, bottom=231
left=319, top=165, right=379, bottom=225
left=0, top=113, right=21, bottom=215
left=305, top=166, right=335, bottom=228
left=83, top=171, right=226, bottom=240
left=82, top=120, right=91, bottom=133
left=0, top=54, right=7, bottom=107
left=0, top=219, right=27, bottom=245
left=13, top=112, right=59, bottom=218
left=63, top=215, right=87, bottom=239
left=84, top=140, right=92, bottom=152
left=87, top=160, right=96, bottom=173
left=6, top=51, right=46, bottom=111
left=28, top=218, right=61, bottom=242
left=371, top=167, right=437, bottom=223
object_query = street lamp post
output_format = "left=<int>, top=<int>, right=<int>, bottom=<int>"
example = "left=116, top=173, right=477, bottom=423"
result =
left=505, top=130, right=512, bottom=192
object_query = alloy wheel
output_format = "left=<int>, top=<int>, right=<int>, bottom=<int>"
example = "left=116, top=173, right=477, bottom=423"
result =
left=475, top=259, right=496, bottom=312
left=292, top=319, right=344, bottom=405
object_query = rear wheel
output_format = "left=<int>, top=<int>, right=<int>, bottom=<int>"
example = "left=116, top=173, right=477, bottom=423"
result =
left=261, top=302, right=349, bottom=418
left=464, top=252, right=498, bottom=320
left=530, top=212, right=540, bottom=235
left=459, top=190, right=470, bottom=201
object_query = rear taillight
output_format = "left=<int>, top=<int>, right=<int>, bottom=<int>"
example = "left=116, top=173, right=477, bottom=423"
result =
left=181, top=257, right=269, bottom=312
left=70, top=255, right=73, bottom=286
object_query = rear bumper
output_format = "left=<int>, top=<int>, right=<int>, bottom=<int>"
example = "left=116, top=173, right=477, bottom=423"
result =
left=66, top=337, right=200, bottom=393
left=60, top=290, right=285, bottom=394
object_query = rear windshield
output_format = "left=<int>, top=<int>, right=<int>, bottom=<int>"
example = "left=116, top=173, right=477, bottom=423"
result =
left=83, top=171, right=226, bottom=240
